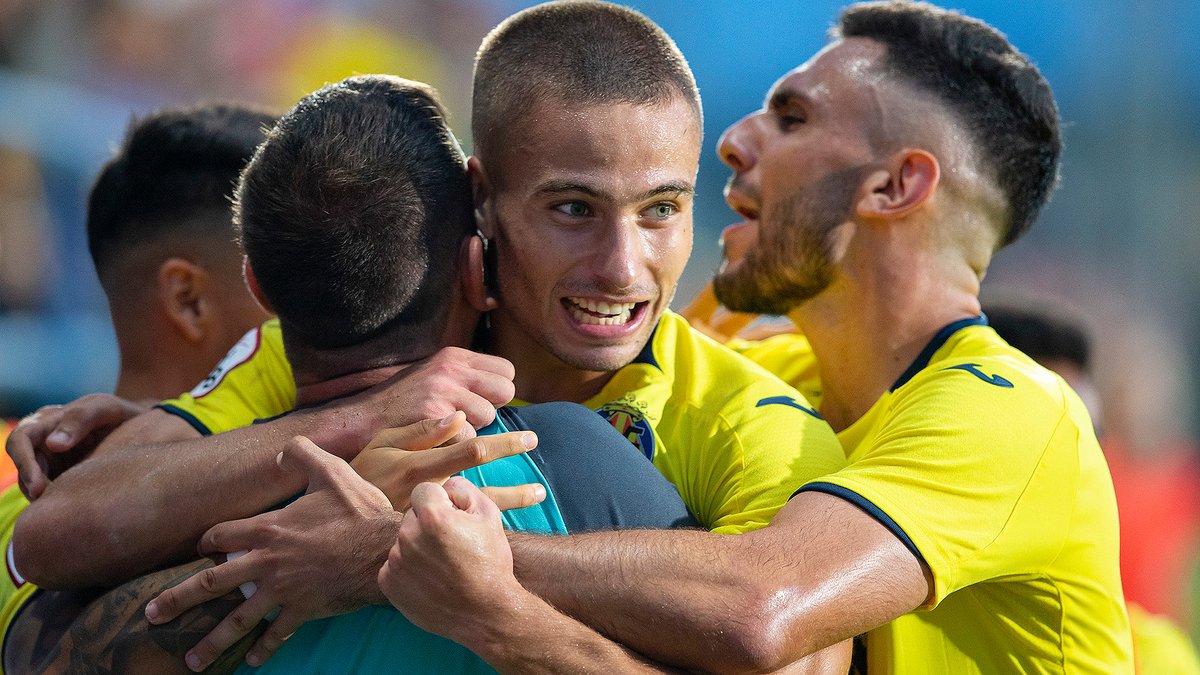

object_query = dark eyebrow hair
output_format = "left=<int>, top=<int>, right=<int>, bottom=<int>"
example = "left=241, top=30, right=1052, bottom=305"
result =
left=767, top=88, right=809, bottom=112
left=534, top=180, right=695, bottom=201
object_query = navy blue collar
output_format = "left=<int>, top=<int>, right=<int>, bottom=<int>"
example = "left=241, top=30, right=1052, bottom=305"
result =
left=632, top=322, right=661, bottom=371
left=889, top=314, right=989, bottom=392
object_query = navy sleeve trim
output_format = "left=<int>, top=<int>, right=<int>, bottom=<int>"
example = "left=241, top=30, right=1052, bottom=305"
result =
left=793, top=481, right=926, bottom=565
left=155, top=403, right=213, bottom=437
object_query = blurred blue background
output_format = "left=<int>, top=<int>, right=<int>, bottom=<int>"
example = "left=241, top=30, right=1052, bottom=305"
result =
left=1, top=0, right=1199, bottom=638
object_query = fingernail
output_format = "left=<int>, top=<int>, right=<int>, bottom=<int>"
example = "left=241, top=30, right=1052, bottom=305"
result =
left=47, top=431, right=71, bottom=445
left=186, top=652, right=202, bottom=671
left=521, top=432, right=537, bottom=449
left=246, top=653, right=262, bottom=667
left=275, top=451, right=285, bottom=467
left=438, top=413, right=457, bottom=427
left=533, top=484, right=546, bottom=502
left=145, top=601, right=159, bottom=622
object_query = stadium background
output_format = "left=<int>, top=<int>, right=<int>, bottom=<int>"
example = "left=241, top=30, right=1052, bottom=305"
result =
left=1, top=0, right=1198, bottom=643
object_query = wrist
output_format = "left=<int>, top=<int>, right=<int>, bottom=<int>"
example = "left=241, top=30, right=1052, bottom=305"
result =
left=454, top=583, right=541, bottom=663
left=295, top=402, right=380, bottom=460
left=363, top=510, right=405, bottom=606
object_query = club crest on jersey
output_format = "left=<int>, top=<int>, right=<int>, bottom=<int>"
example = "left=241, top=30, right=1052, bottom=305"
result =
left=190, top=326, right=262, bottom=398
left=596, top=394, right=655, bottom=461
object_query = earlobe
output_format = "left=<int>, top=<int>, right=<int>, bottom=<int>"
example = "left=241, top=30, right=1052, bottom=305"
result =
left=856, top=150, right=940, bottom=219
left=158, top=258, right=207, bottom=343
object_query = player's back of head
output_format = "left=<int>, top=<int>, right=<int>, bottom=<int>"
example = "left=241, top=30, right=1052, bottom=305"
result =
left=472, top=0, right=700, bottom=159
left=235, top=75, right=473, bottom=373
left=87, top=104, right=276, bottom=298
left=837, top=0, right=1061, bottom=247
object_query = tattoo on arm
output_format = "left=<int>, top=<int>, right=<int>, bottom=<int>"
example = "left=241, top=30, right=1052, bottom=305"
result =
left=15, top=558, right=265, bottom=675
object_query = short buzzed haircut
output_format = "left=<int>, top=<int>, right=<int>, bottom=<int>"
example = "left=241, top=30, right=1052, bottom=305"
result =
left=235, top=75, right=473, bottom=361
left=472, top=0, right=701, bottom=158
left=838, top=1, right=1061, bottom=247
left=87, top=104, right=276, bottom=291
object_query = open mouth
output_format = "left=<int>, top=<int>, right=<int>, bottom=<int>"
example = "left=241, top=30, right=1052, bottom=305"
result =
left=563, top=297, right=646, bottom=326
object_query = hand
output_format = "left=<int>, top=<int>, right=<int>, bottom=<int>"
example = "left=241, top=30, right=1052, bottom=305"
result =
left=344, top=348, right=515, bottom=451
left=352, top=411, right=546, bottom=511
left=378, top=477, right=531, bottom=645
left=145, top=436, right=400, bottom=672
left=6, top=394, right=147, bottom=500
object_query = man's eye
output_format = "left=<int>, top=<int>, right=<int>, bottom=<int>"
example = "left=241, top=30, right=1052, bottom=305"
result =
left=648, top=203, right=677, bottom=219
left=780, top=114, right=805, bottom=130
left=554, top=202, right=592, bottom=217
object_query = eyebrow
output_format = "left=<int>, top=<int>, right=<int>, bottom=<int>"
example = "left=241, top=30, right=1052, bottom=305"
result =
left=767, top=88, right=810, bottom=112
left=535, top=180, right=695, bottom=201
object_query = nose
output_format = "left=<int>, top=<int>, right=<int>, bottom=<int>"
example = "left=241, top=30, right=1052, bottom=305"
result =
left=593, top=218, right=641, bottom=292
left=717, top=114, right=758, bottom=174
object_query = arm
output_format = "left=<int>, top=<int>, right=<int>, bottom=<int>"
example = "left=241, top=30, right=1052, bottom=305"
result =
left=14, top=347, right=516, bottom=589
left=510, top=492, right=929, bottom=673
left=8, top=559, right=262, bottom=675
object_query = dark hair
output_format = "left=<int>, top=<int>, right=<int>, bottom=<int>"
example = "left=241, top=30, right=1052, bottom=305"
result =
left=472, top=0, right=700, bottom=158
left=839, top=1, right=1061, bottom=246
left=235, top=75, right=473, bottom=356
left=986, top=303, right=1091, bottom=372
left=87, top=104, right=276, bottom=283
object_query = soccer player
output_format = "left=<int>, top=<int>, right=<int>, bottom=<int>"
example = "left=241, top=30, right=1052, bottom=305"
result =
left=377, top=2, right=1134, bottom=673
left=0, top=103, right=277, bottom=671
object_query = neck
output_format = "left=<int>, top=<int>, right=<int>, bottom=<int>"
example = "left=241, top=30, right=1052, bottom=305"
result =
left=114, top=346, right=212, bottom=406
left=789, top=246, right=981, bottom=432
left=294, top=365, right=408, bottom=408
left=487, top=317, right=616, bottom=404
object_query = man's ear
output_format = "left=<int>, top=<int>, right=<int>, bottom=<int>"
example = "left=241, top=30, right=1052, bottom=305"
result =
left=157, top=257, right=210, bottom=343
left=467, top=156, right=496, bottom=238
left=856, top=149, right=940, bottom=220
left=459, top=235, right=498, bottom=313
left=242, top=257, right=273, bottom=315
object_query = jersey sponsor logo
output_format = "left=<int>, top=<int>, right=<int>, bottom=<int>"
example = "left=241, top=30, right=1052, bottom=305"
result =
left=6, top=540, right=25, bottom=588
left=596, top=394, right=656, bottom=461
left=943, top=363, right=1014, bottom=388
left=189, top=326, right=262, bottom=399
left=756, top=395, right=823, bottom=420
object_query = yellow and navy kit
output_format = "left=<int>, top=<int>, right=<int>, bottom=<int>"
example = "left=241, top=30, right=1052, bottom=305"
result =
left=160, top=320, right=294, bottom=434
left=770, top=317, right=1132, bottom=673
left=0, top=485, right=35, bottom=663
left=161, top=312, right=844, bottom=534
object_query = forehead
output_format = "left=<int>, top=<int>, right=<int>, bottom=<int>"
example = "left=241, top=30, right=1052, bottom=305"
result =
left=768, top=37, right=889, bottom=122
left=491, top=96, right=702, bottom=194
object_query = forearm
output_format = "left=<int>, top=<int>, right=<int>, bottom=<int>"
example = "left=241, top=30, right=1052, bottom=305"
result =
left=459, top=587, right=681, bottom=675
left=511, top=529, right=791, bottom=673
left=14, top=405, right=377, bottom=589
left=23, top=558, right=260, bottom=675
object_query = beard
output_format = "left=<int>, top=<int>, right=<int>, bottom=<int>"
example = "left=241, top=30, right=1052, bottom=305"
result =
left=713, top=168, right=863, bottom=315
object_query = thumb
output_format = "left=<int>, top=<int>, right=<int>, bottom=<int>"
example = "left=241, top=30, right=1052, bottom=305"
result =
left=277, top=436, right=343, bottom=492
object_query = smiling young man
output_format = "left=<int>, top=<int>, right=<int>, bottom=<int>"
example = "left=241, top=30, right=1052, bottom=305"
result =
left=378, top=2, right=1133, bottom=674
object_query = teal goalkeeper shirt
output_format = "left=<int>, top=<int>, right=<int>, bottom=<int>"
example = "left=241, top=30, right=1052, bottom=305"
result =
left=236, top=415, right=567, bottom=675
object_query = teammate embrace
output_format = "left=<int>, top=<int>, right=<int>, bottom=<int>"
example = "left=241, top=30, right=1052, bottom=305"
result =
left=6, top=2, right=1133, bottom=674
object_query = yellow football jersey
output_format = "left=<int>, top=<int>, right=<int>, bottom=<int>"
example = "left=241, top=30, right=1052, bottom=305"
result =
left=160, top=312, right=844, bottom=534
left=0, top=485, right=37, bottom=659
left=785, top=317, right=1132, bottom=673
left=1127, top=603, right=1200, bottom=675
left=726, top=333, right=821, bottom=407
left=159, top=320, right=295, bottom=434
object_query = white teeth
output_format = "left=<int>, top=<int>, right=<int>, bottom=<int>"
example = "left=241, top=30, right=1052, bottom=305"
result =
left=566, top=297, right=637, bottom=326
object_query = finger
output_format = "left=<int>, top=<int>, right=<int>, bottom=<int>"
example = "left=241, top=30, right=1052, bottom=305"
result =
left=275, top=436, right=347, bottom=492
left=480, top=484, right=547, bottom=512
left=442, top=476, right=505, bottom=520
left=411, top=432, right=537, bottom=481
left=146, top=556, right=255, bottom=624
left=7, top=423, right=51, bottom=500
left=244, top=607, right=300, bottom=668
left=408, top=481, right=453, bottom=520
left=46, top=394, right=139, bottom=452
left=198, top=514, right=271, bottom=557
left=457, top=369, right=516, bottom=409
left=455, top=392, right=501, bottom=429
left=435, top=347, right=515, bottom=380
left=183, top=591, right=277, bottom=672
left=365, top=412, right=467, bottom=452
